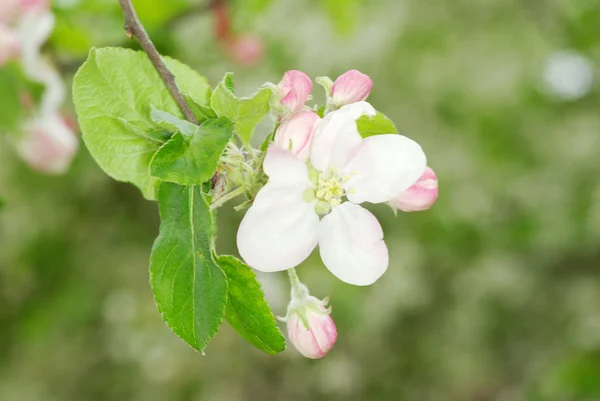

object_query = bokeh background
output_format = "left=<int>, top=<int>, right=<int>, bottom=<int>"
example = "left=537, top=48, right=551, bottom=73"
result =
left=2, top=0, right=600, bottom=400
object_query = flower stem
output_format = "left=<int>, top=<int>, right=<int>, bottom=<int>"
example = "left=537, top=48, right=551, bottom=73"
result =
left=210, top=186, right=247, bottom=210
left=287, top=268, right=309, bottom=301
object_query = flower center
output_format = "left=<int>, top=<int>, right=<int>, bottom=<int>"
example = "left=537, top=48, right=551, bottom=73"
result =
left=303, top=167, right=350, bottom=215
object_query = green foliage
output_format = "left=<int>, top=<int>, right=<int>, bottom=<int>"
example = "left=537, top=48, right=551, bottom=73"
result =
left=236, top=88, right=272, bottom=145
left=149, top=183, right=227, bottom=353
left=72, top=47, right=211, bottom=199
left=218, top=255, right=286, bottom=355
left=211, top=73, right=273, bottom=145
left=149, top=118, right=234, bottom=185
left=0, top=63, right=26, bottom=133
left=356, top=111, right=398, bottom=138
left=150, top=105, right=198, bottom=135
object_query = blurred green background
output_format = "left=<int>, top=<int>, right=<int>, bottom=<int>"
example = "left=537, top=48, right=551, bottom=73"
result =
left=2, top=0, right=600, bottom=400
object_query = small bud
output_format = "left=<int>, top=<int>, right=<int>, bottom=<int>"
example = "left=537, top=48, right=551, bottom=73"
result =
left=228, top=34, right=264, bottom=67
left=17, top=114, right=79, bottom=174
left=0, top=25, right=20, bottom=67
left=273, top=110, right=320, bottom=160
left=277, top=70, right=312, bottom=113
left=331, top=69, right=373, bottom=106
left=391, top=167, right=438, bottom=212
left=286, top=297, right=337, bottom=359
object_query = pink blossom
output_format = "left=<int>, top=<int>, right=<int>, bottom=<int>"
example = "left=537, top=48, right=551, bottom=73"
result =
left=273, top=110, right=320, bottom=161
left=228, top=34, right=264, bottom=67
left=391, top=167, right=438, bottom=212
left=237, top=102, right=427, bottom=285
left=18, top=114, right=79, bottom=174
left=287, top=305, right=337, bottom=359
left=0, top=25, right=20, bottom=66
left=331, top=70, right=373, bottom=106
left=277, top=70, right=312, bottom=113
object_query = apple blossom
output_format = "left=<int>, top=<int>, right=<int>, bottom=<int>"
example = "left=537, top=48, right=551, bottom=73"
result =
left=284, top=269, right=337, bottom=359
left=391, top=167, right=438, bottom=212
left=276, top=70, right=312, bottom=113
left=237, top=102, right=426, bottom=285
left=273, top=110, right=320, bottom=161
left=17, top=114, right=78, bottom=174
left=227, top=34, right=265, bottom=67
left=331, top=69, right=373, bottom=106
left=0, top=25, right=20, bottom=67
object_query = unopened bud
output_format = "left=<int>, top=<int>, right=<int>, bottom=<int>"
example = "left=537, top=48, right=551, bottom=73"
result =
left=273, top=110, right=320, bottom=160
left=331, top=69, right=372, bottom=107
left=277, top=70, right=312, bottom=113
left=391, top=167, right=438, bottom=212
left=228, top=34, right=264, bottom=67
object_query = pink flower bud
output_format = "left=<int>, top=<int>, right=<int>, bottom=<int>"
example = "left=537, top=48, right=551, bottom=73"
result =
left=287, top=304, right=337, bottom=359
left=331, top=70, right=373, bottom=106
left=391, top=167, right=438, bottom=212
left=274, top=110, right=320, bottom=160
left=0, top=25, right=20, bottom=67
left=277, top=70, right=312, bottom=113
left=18, top=114, right=79, bottom=174
left=228, top=34, right=264, bottom=67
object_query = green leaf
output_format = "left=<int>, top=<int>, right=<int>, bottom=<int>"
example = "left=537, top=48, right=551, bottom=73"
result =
left=72, top=47, right=211, bottom=200
left=236, top=87, right=272, bottom=144
left=150, top=105, right=198, bottom=136
left=185, top=95, right=217, bottom=121
left=0, top=63, right=25, bottom=132
left=211, top=73, right=273, bottom=145
left=211, top=73, right=239, bottom=121
left=150, top=118, right=234, bottom=185
left=356, top=111, right=398, bottom=138
left=150, top=183, right=227, bottom=352
left=217, top=255, right=286, bottom=354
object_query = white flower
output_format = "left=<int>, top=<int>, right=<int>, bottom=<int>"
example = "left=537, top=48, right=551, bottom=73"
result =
left=542, top=50, right=594, bottom=101
left=237, top=102, right=426, bottom=286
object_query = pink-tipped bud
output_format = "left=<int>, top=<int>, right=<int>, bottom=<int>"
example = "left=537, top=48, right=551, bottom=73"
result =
left=331, top=69, right=373, bottom=106
left=392, top=167, right=438, bottom=212
left=228, top=34, right=264, bottom=67
left=0, top=25, right=20, bottom=67
left=274, top=110, right=320, bottom=160
left=277, top=70, right=312, bottom=113
left=18, top=114, right=79, bottom=174
left=287, top=299, right=337, bottom=359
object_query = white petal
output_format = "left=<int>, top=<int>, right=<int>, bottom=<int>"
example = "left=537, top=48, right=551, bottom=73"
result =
left=263, top=144, right=312, bottom=187
left=343, top=134, right=426, bottom=204
left=310, top=101, right=376, bottom=172
left=318, top=203, right=388, bottom=286
left=237, top=183, right=319, bottom=272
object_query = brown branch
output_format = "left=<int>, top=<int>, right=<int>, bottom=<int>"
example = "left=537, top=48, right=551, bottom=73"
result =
left=117, top=0, right=198, bottom=124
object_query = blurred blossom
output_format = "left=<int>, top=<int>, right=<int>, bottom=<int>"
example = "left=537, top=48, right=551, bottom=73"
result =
left=227, top=34, right=265, bottom=67
left=391, top=166, right=438, bottom=212
left=0, top=25, right=20, bottom=66
left=542, top=50, right=594, bottom=101
left=273, top=110, right=320, bottom=160
left=17, top=115, right=78, bottom=174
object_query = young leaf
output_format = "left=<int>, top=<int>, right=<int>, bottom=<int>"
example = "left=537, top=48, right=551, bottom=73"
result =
left=217, top=255, right=286, bottom=354
left=356, top=111, right=398, bottom=138
left=150, top=105, right=198, bottom=136
left=149, top=118, right=234, bottom=185
left=211, top=73, right=239, bottom=121
left=185, top=95, right=217, bottom=121
left=236, top=87, right=272, bottom=145
left=150, top=183, right=227, bottom=353
left=72, top=47, right=211, bottom=200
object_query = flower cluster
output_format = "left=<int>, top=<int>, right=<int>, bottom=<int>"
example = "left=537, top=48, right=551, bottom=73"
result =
left=237, top=70, right=438, bottom=286
left=1, top=0, right=78, bottom=174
